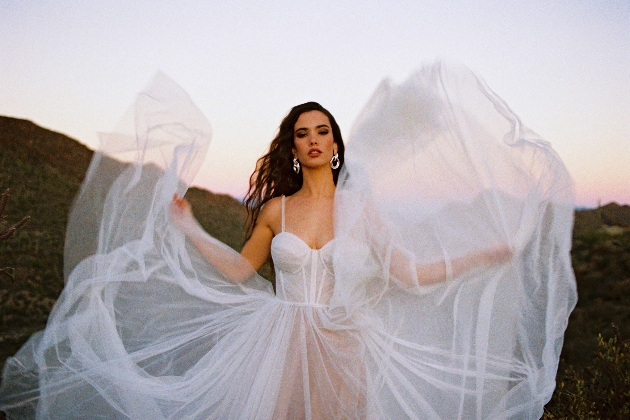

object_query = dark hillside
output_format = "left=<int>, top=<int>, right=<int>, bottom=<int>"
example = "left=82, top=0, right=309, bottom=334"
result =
left=546, top=212, right=630, bottom=417
left=0, top=116, right=252, bottom=371
left=0, top=118, right=92, bottom=365
left=0, top=116, right=93, bottom=182
left=560, top=205, right=630, bottom=369
left=562, top=227, right=630, bottom=367
left=574, top=202, right=630, bottom=232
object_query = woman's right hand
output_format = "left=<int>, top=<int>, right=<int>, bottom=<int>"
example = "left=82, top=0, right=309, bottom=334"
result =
left=169, top=194, right=198, bottom=233
left=168, top=193, right=257, bottom=283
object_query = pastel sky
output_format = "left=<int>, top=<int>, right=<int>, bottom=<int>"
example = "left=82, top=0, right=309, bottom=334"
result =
left=1, top=0, right=628, bottom=207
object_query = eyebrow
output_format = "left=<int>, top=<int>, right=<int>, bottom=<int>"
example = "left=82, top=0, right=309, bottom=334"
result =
left=295, top=124, right=330, bottom=132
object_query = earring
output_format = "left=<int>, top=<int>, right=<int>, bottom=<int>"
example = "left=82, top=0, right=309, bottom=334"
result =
left=293, top=157, right=300, bottom=174
left=330, top=153, right=340, bottom=170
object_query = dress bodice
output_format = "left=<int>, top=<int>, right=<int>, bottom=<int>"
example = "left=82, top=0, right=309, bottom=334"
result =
left=271, top=232, right=335, bottom=305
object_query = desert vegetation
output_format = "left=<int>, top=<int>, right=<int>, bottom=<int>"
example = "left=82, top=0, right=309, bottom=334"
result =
left=0, top=189, right=30, bottom=280
left=1, top=116, right=629, bottom=416
left=543, top=221, right=630, bottom=418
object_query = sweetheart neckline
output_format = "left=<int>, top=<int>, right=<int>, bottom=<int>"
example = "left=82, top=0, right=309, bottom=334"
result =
left=273, top=231, right=335, bottom=252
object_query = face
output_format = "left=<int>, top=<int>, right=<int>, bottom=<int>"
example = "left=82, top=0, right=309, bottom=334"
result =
left=292, top=110, right=338, bottom=170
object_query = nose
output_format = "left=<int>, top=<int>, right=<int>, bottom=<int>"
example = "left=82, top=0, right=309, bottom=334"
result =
left=309, top=133, right=318, bottom=145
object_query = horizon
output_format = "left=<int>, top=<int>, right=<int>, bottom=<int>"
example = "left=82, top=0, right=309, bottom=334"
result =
left=1, top=1, right=628, bottom=208
left=3, top=112, right=628, bottom=210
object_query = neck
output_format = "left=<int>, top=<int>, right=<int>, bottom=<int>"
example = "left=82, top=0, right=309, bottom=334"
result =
left=298, top=166, right=335, bottom=197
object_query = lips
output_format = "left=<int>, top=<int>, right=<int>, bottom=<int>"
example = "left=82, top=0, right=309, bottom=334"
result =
left=307, top=148, right=322, bottom=157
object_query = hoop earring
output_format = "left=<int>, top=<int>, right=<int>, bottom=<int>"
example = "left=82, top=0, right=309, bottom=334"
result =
left=330, top=153, right=340, bottom=170
left=293, top=157, right=300, bottom=174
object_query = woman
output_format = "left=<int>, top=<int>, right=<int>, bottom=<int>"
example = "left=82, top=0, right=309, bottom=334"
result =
left=0, top=64, right=576, bottom=419
left=169, top=102, right=510, bottom=287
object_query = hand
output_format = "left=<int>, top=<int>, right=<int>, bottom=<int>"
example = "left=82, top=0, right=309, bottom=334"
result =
left=169, top=194, right=197, bottom=232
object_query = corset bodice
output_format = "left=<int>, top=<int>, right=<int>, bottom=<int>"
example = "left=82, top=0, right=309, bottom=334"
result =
left=271, top=232, right=335, bottom=305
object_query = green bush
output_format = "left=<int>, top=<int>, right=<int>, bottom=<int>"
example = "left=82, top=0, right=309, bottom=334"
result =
left=544, top=326, right=630, bottom=419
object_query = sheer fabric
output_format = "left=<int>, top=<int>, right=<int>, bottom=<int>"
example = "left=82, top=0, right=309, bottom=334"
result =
left=0, top=63, right=576, bottom=419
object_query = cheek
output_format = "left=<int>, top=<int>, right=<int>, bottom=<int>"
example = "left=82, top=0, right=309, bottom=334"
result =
left=293, top=139, right=309, bottom=156
left=327, top=136, right=337, bottom=151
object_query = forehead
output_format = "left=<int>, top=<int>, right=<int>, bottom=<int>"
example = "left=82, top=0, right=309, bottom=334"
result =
left=294, top=110, right=330, bottom=130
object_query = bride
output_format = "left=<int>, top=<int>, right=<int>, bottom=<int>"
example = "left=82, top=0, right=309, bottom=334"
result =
left=0, top=63, right=577, bottom=419
left=170, top=101, right=511, bottom=287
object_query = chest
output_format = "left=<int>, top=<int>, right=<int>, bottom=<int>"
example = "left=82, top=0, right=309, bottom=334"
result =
left=282, top=198, right=334, bottom=250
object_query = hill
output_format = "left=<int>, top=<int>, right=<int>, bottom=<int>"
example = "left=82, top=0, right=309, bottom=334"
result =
left=574, top=202, right=630, bottom=232
left=0, top=116, right=250, bottom=369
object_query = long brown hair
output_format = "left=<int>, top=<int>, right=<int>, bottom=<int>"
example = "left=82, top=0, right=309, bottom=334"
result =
left=244, top=102, right=345, bottom=237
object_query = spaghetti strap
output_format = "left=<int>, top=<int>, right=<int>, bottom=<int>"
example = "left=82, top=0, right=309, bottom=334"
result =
left=281, top=195, right=285, bottom=232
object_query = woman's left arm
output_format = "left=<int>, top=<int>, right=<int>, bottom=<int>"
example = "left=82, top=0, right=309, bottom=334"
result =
left=389, top=244, right=513, bottom=287
left=359, top=199, right=513, bottom=289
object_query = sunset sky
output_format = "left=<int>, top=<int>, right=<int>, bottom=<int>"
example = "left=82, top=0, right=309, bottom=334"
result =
left=1, top=0, right=628, bottom=207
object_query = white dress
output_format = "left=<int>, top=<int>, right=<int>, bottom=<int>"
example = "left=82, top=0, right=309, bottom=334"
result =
left=0, top=62, right=577, bottom=419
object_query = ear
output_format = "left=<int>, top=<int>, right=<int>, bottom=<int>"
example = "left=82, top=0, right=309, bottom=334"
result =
left=333, top=142, right=338, bottom=155
left=292, top=147, right=297, bottom=158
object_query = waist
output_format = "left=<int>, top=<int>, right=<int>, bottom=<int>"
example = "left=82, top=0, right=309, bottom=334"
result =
left=275, top=298, right=329, bottom=308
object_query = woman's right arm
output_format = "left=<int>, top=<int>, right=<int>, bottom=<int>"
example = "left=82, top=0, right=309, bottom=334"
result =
left=169, top=195, right=277, bottom=283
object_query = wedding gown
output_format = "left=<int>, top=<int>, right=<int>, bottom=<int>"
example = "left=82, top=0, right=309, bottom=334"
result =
left=0, top=62, right=577, bottom=419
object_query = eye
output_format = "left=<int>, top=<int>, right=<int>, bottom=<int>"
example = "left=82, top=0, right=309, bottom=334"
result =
left=318, top=130, right=329, bottom=135
left=295, top=132, right=307, bottom=138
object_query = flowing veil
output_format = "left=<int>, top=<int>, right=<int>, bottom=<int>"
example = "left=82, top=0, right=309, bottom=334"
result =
left=332, top=63, right=576, bottom=418
left=0, top=63, right=576, bottom=419
left=1, top=72, right=274, bottom=418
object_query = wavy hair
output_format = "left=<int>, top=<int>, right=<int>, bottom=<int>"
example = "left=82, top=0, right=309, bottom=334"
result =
left=244, top=102, right=345, bottom=238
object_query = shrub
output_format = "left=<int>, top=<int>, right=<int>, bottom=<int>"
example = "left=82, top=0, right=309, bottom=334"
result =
left=0, top=189, right=30, bottom=280
left=544, top=325, right=630, bottom=419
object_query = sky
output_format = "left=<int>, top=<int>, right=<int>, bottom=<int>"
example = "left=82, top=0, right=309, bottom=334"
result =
left=1, top=0, right=628, bottom=207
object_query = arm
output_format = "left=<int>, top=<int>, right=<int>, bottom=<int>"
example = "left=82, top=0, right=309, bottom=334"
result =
left=359, top=199, right=512, bottom=289
left=389, top=243, right=513, bottom=288
left=169, top=195, right=277, bottom=284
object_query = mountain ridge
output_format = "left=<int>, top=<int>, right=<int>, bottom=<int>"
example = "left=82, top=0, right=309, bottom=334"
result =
left=0, top=116, right=250, bottom=368
left=0, top=116, right=247, bottom=243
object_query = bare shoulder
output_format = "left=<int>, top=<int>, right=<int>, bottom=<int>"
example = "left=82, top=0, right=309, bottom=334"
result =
left=260, top=196, right=282, bottom=218
left=257, top=196, right=283, bottom=233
